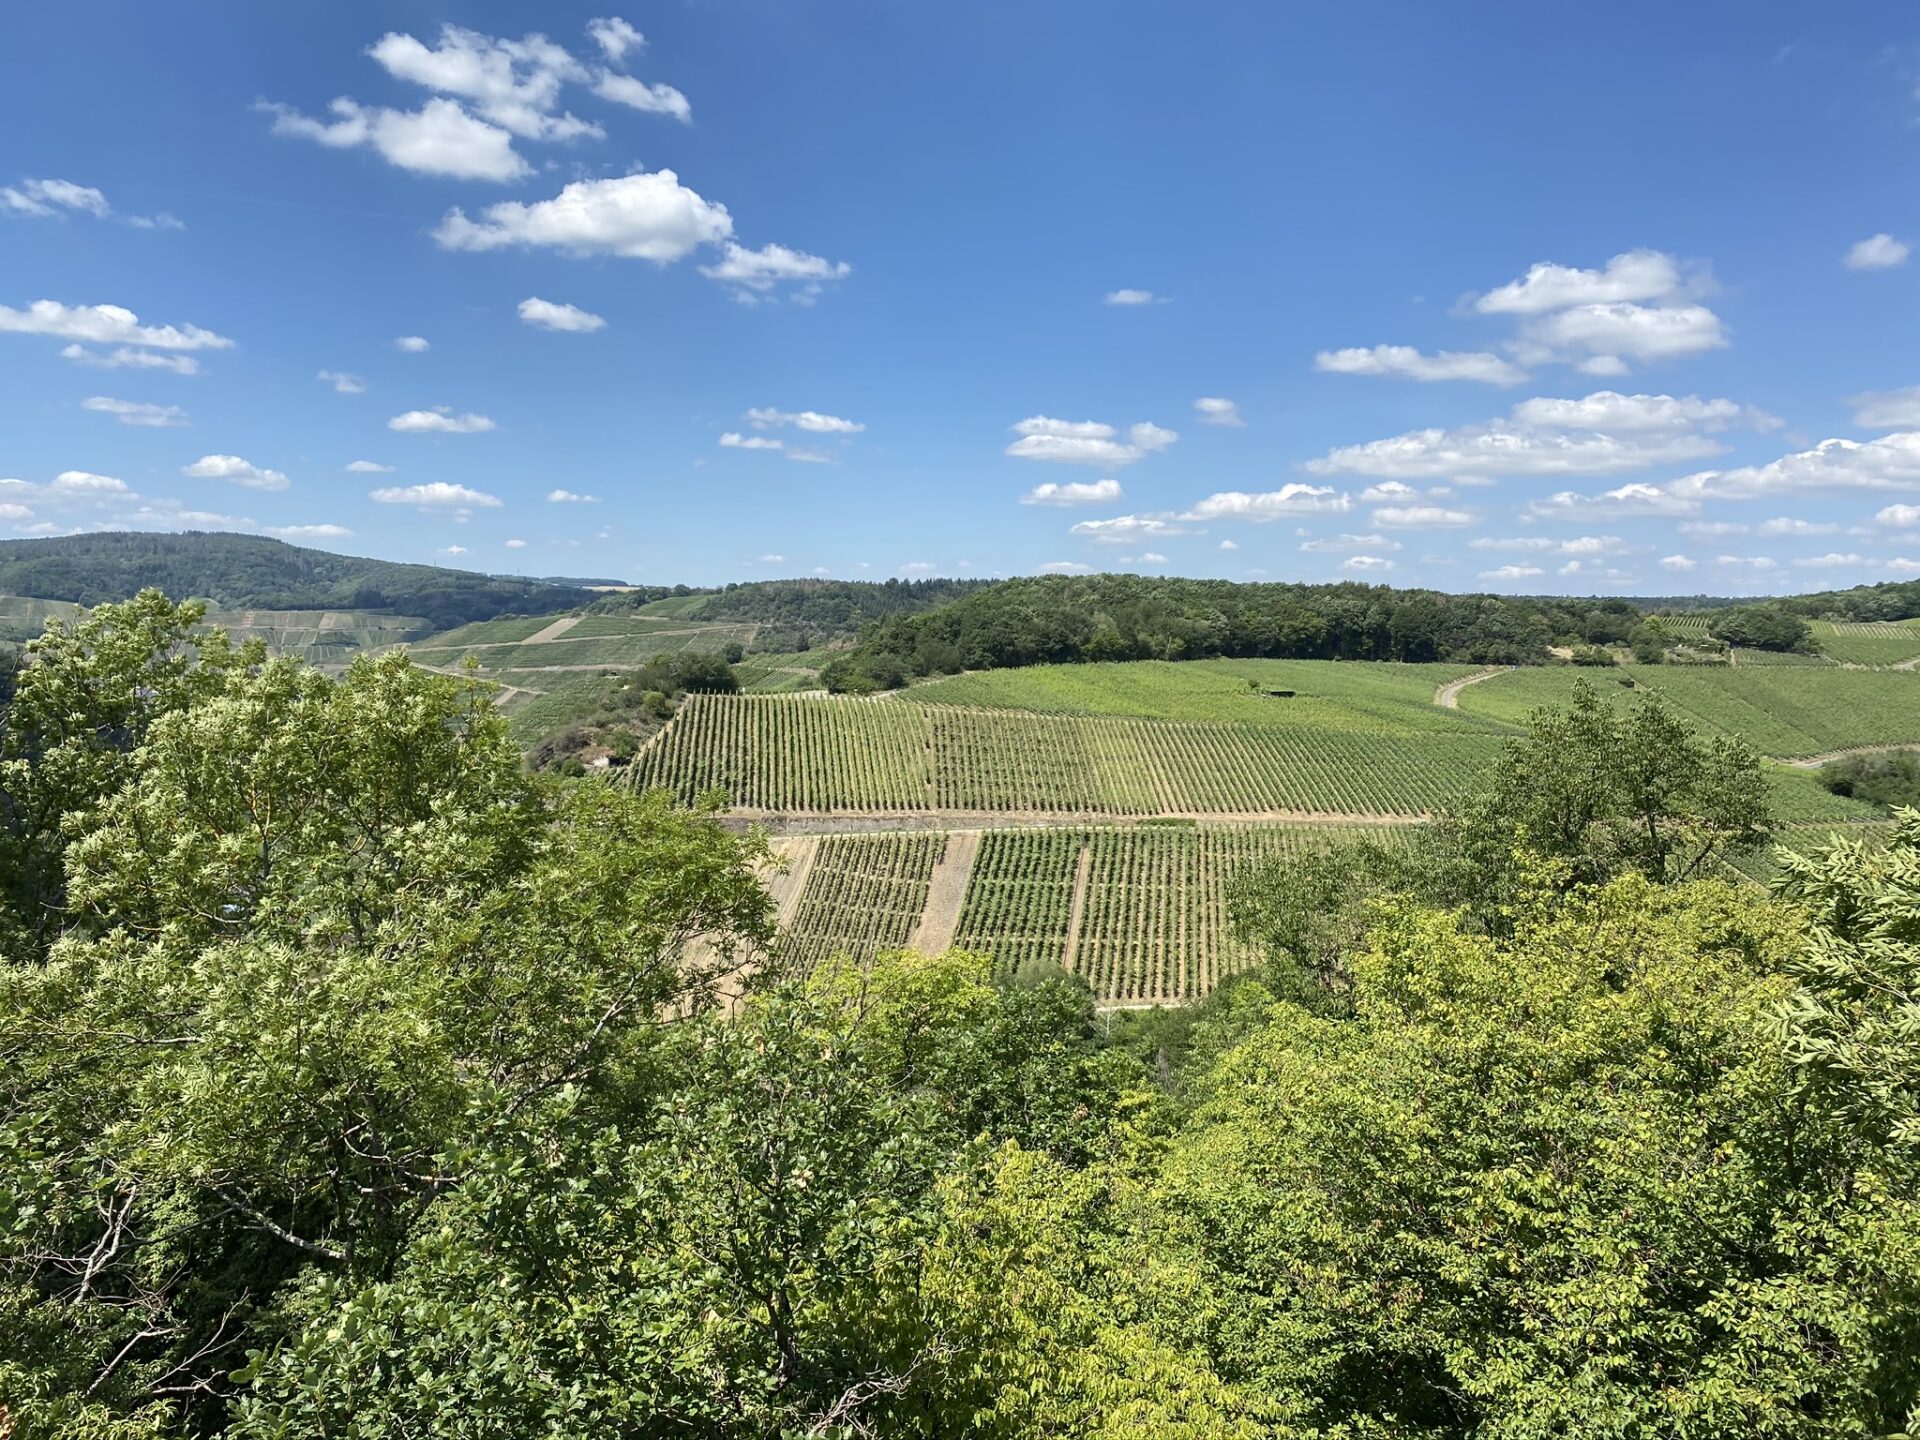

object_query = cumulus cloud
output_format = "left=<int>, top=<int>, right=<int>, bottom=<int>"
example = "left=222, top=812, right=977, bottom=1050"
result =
left=345, top=460, right=393, bottom=473
left=183, top=454, right=290, bottom=491
left=1342, top=555, right=1394, bottom=572
left=1792, top=552, right=1866, bottom=568
left=504, top=538, right=528, bottom=548
left=262, top=97, right=529, bottom=182
left=82, top=396, right=187, bottom=427
left=1757, top=516, right=1841, bottom=536
left=1845, top=233, right=1909, bottom=271
left=1192, top=397, right=1245, bottom=427
left=1314, top=344, right=1526, bottom=385
left=0, top=300, right=233, bottom=351
left=317, top=368, right=367, bottom=394
left=587, top=16, right=644, bottom=62
left=1068, top=515, right=1190, bottom=544
left=1358, top=481, right=1420, bottom=503
left=1299, top=532, right=1400, bottom=553
left=1849, top=386, right=1920, bottom=429
left=438, top=169, right=730, bottom=258
left=2, top=177, right=110, bottom=219
left=273, top=524, right=353, bottom=541
left=1373, top=504, right=1472, bottom=529
left=1472, top=249, right=1688, bottom=315
left=546, top=488, right=598, bottom=502
left=59, top=344, right=199, bottom=374
left=518, top=296, right=606, bottom=332
left=1006, top=416, right=1178, bottom=467
left=395, top=335, right=430, bottom=352
left=1021, top=479, right=1122, bottom=506
left=593, top=72, right=691, bottom=123
left=366, top=25, right=600, bottom=141
left=369, top=481, right=502, bottom=508
left=746, top=407, right=864, bottom=434
left=1182, top=485, right=1350, bottom=521
left=1876, top=504, right=1920, bottom=527
left=1524, top=302, right=1726, bottom=364
left=1715, top=555, right=1780, bottom=571
left=1304, top=389, right=1757, bottom=479
left=700, top=241, right=851, bottom=299
left=1659, top=554, right=1697, bottom=571
left=1479, top=564, right=1544, bottom=581
left=1526, top=482, right=1699, bottom=518
left=388, top=408, right=496, bottom=434
left=1665, top=431, right=1920, bottom=501
left=1039, top=560, right=1095, bottom=573
left=719, top=432, right=783, bottom=451
left=1103, top=289, right=1158, bottom=306
left=1470, top=534, right=1621, bottom=555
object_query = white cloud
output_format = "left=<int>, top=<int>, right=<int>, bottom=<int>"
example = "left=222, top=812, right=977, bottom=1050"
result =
left=1472, top=249, right=1687, bottom=315
left=1849, top=387, right=1920, bottom=429
left=1373, top=505, right=1472, bottom=529
left=51, top=470, right=131, bottom=495
left=1134, top=552, right=1168, bottom=564
left=388, top=408, right=496, bottom=433
left=1218, top=540, right=1238, bottom=551
left=2, top=177, right=110, bottom=219
left=746, top=407, right=864, bottom=434
left=593, top=72, right=691, bottom=123
left=1103, top=289, right=1157, bottom=306
left=1006, top=416, right=1178, bottom=467
left=1878, top=504, right=1920, bottom=527
left=504, top=538, right=528, bottom=549
left=1890, top=559, right=1920, bottom=574
left=1479, top=564, right=1544, bottom=581
left=1507, top=391, right=1758, bottom=432
left=0, top=300, right=233, bottom=351
left=1300, top=532, right=1400, bottom=553
left=719, top=432, right=783, bottom=451
left=1343, top=555, right=1394, bottom=572
left=1470, top=534, right=1620, bottom=556
left=272, top=524, right=353, bottom=540
left=1183, top=485, right=1349, bottom=521
left=1304, top=389, right=1751, bottom=479
left=317, top=368, right=367, bottom=394
left=1039, top=560, right=1095, bottom=573
left=587, top=17, right=644, bottom=62
left=1068, top=514, right=1190, bottom=544
left=1314, top=344, right=1526, bottom=385
left=1193, top=396, right=1245, bottom=427
left=1358, top=481, right=1420, bottom=503
left=1715, top=555, right=1780, bottom=571
left=1792, top=552, right=1866, bottom=567
left=183, top=455, right=290, bottom=491
left=1021, top=478, right=1122, bottom=506
left=82, top=396, right=187, bottom=427
left=1679, top=521, right=1749, bottom=536
left=345, top=460, right=393, bottom=473
left=1524, top=302, right=1726, bottom=364
left=699, top=241, right=850, bottom=299
left=1845, top=233, right=1909, bottom=271
left=784, top=448, right=833, bottom=465
left=547, top=488, right=598, bottom=502
left=1527, top=482, right=1699, bottom=518
left=59, top=344, right=199, bottom=375
left=262, top=97, right=529, bottom=182
left=440, top=545, right=469, bottom=556
left=366, top=25, right=600, bottom=142
left=395, top=335, right=430, bottom=352
left=370, top=481, right=502, bottom=508
left=437, top=169, right=731, bottom=260
left=1757, top=516, right=1841, bottom=536
left=1659, top=554, right=1696, bottom=571
left=518, top=296, right=606, bottom=332
left=1667, top=431, right=1920, bottom=500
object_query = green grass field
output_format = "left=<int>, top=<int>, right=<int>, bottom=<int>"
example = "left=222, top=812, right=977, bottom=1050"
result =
left=1457, top=665, right=1920, bottom=758
left=911, top=658, right=1508, bottom=734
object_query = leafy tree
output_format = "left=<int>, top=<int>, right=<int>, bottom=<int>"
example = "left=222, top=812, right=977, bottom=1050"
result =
left=1819, top=748, right=1920, bottom=810
left=1712, top=603, right=1813, bottom=652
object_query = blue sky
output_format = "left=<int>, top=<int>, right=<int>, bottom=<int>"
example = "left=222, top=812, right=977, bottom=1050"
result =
left=2, top=2, right=1918, bottom=593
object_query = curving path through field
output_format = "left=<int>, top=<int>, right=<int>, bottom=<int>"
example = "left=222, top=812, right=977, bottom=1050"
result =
left=1434, top=666, right=1512, bottom=710
left=1780, top=743, right=1919, bottom=770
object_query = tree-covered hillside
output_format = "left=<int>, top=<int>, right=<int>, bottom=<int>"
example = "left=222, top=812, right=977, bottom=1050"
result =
left=824, top=573, right=1669, bottom=687
left=0, top=532, right=591, bottom=629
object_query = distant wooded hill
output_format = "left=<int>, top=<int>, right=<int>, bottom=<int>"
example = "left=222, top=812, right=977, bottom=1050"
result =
left=0, top=532, right=591, bottom=629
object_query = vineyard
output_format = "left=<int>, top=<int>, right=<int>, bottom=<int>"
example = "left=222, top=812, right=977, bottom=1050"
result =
left=1811, top=619, right=1920, bottom=668
left=779, top=832, right=948, bottom=972
left=774, top=823, right=1413, bottom=1003
left=632, top=693, right=1506, bottom=816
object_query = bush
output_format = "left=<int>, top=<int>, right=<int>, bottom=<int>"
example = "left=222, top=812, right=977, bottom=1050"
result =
left=1820, top=749, right=1920, bottom=809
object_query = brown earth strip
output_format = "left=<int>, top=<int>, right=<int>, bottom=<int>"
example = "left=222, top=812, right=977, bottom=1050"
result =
left=1434, top=666, right=1512, bottom=710
left=523, top=615, right=583, bottom=644
left=908, top=831, right=980, bottom=955
left=1061, top=843, right=1093, bottom=975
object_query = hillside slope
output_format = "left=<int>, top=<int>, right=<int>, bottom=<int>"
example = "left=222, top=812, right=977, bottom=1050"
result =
left=0, top=532, right=590, bottom=628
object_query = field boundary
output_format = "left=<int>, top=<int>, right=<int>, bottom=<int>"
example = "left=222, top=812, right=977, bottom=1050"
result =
left=908, top=831, right=980, bottom=955
left=523, top=615, right=582, bottom=644
left=720, top=808, right=1428, bottom=834
left=1061, top=844, right=1093, bottom=973
left=1435, top=666, right=1511, bottom=710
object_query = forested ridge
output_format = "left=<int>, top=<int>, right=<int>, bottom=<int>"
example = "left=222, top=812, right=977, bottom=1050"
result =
left=1, top=591, right=1916, bottom=1437
left=0, top=532, right=590, bottom=628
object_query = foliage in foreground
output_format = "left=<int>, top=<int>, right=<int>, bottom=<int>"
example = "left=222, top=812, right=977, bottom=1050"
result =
left=2, top=594, right=1917, bottom=1438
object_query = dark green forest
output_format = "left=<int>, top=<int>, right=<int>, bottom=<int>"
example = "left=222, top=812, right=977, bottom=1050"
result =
left=1, top=592, right=1916, bottom=1437
left=0, top=533, right=590, bottom=628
